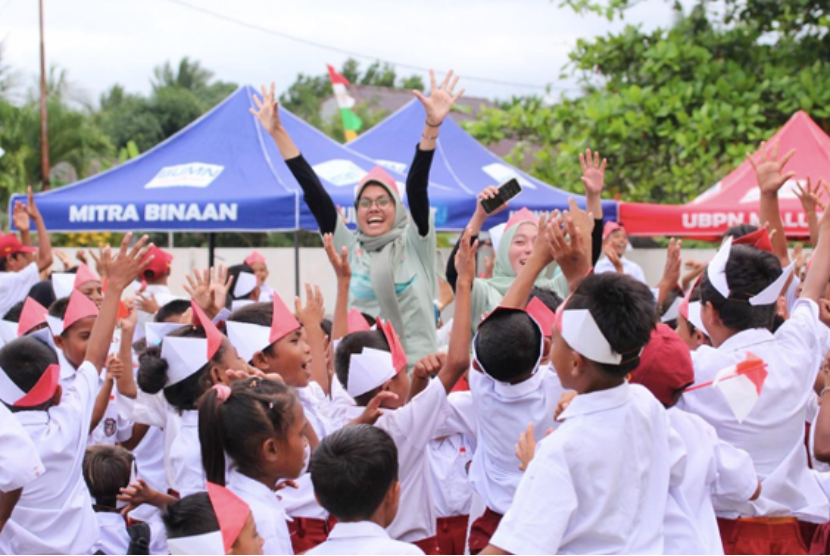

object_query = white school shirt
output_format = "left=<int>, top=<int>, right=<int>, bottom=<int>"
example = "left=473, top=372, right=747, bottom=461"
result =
left=595, top=255, right=647, bottom=284
left=258, top=284, right=275, bottom=302
left=0, top=403, right=44, bottom=491
left=678, top=298, right=829, bottom=522
left=0, top=262, right=39, bottom=318
left=90, top=372, right=133, bottom=446
left=281, top=383, right=331, bottom=520
left=142, top=284, right=180, bottom=308
left=128, top=389, right=185, bottom=494
left=228, top=469, right=294, bottom=555
left=428, top=433, right=475, bottom=518
left=94, top=511, right=130, bottom=555
left=0, top=361, right=99, bottom=555
left=306, top=521, right=425, bottom=555
left=468, top=365, right=563, bottom=515
left=490, top=382, right=673, bottom=555
left=169, top=409, right=205, bottom=497
left=374, top=378, right=451, bottom=542
left=666, top=407, right=758, bottom=555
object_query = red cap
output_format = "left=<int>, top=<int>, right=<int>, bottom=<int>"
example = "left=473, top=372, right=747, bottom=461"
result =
left=0, top=234, right=36, bottom=258
left=602, top=221, right=624, bottom=241
left=74, top=263, right=101, bottom=287
left=64, top=290, right=100, bottom=330
left=733, top=228, right=774, bottom=253
left=357, top=166, right=399, bottom=197
left=244, top=250, right=266, bottom=266
left=141, top=246, right=173, bottom=279
left=628, top=323, right=694, bottom=407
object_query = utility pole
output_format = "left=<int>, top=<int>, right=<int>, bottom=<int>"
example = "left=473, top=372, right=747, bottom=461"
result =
left=39, top=0, right=50, bottom=190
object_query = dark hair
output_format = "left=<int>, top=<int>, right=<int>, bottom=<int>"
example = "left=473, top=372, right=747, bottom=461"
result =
left=137, top=326, right=227, bottom=412
left=48, top=296, right=70, bottom=320
left=660, top=285, right=684, bottom=330
left=155, top=299, right=191, bottom=323
left=199, top=377, right=298, bottom=486
left=723, top=224, right=759, bottom=240
left=528, top=286, right=563, bottom=313
left=474, top=309, right=543, bottom=382
left=228, top=302, right=278, bottom=359
left=0, top=252, right=22, bottom=272
left=699, top=245, right=781, bottom=332
left=227, top=264, right=257, bottom=308
left=320, top=318, right=333, bottom=339
left=163, top=492, right=220, bottom=540
left=29, top=281, right=57, bottom=311
left=310, top=425, right=398, bottom=521
left=334, top=330, right=391, bottom=405
left=3, top=301, right=24, bottom=322
left=0, top=336, right=59, bottom=412
left=565, top=273, right=656, bottom=377
left=83, top=445, right=134, bottom=510
left=685, top=286, right=702, bottom=336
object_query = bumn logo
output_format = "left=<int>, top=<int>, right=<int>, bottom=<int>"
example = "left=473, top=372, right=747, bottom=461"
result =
left=145, top=163, right=224, bottom=189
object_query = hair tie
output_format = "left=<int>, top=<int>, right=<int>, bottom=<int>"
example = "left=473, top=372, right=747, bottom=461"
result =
left=212, top=384, right=232, bottom=403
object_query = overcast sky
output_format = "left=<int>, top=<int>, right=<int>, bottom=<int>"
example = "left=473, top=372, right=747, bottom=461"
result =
left=1, top=0, right=681, bottom=104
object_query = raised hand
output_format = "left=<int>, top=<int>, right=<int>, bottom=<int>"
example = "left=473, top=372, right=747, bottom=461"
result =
left=208, top=265, right=232, bottom=316
left=323, top=233, right=351, bottom=282
left=183, top=268, right=213, bottom=315
left=12, top=201, right=30, bottom=232
left=135, top=292, right=159, bottom=315
left=25, top=186, right=41, bottom=223
left=603, top=243, right=623, bottom=272
left=795, top=177, right=827, bottom=213
left=580, top=148, right=607, bottom=197
left=476, top=185, right=509, bottom=220
left=250, top=82, right=282, bottom=136
left=353, top=391, right=399, bottom=425
left=549, top=211, right=591, bottom=289
left=54, top=249, right=73, bottom=270
left=413, top=69, right=465, bottom=126
left=659, top=238, right=682, bottom=290
left=106, top=354, right=124, bottom=382
left=454, top=229, right=480, bottom=287
left=748, top=140, right=796, bottom=196
left=413, top=352, right=447, bottom=381
left=295, top=283, right=325, bottom=329
left=100, top=233, right=153, bottom=291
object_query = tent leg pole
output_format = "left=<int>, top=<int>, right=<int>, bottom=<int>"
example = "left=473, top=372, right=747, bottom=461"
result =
left=294, top=231, right=300, bottom=297
left=168, top=232, right=173, bottom=249
left=208, top=233, right=216, bottom=269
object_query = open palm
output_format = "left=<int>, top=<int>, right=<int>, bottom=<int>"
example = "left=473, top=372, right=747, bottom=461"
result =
left=250, top=82, right=282, bottom=135
left=413, top=69, right=465, bottom=126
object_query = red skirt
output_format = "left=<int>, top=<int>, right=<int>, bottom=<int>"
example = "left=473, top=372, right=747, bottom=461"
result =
left=437, top=515, right=470, bottom=555
left=412, top=535, right=442, bottom=555
left=717, top=517, right=808, bottom=555
left=288, top=516, right=335, bottom=554
left=468, top=508, right=503, bottom=555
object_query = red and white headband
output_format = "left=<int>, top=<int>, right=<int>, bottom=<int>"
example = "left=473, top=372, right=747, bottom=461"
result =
left=46, top=290, right=99, bottom=336
left=554, top=300, right=630, bottom=365
left=472, top=307, right=545, bottom=379
left=346, top=320, right=407, bottom=398
left=226, top=293, right=301, bottom=362
left=166, top=482, right=250, bottom=555
left=161, top=302, right=224, bottom=386
left=707, top=236, right=794, bottom=306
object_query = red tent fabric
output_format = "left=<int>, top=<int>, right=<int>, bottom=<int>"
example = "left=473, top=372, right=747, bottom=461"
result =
left=619, top=111, right=830, bottom=239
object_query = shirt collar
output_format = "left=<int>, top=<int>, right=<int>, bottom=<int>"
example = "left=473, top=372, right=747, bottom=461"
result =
left=14, top=409, right=49, bottom=426
left=717, top=327, right=774, bottom=353
left=180, top=409, right=199, bottom=426
left=559, top=381, right=631, bottom=420
left=328, top=521, right=389, bottom=540
left=491, top=367, right=543, bottom=399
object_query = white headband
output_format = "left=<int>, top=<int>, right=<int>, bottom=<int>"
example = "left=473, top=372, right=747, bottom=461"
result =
left=707, top=236, right=795, bottom=306
left=557, top=308, right=628, bottom=365
left=472, top=309, right=545, bottom=380
left=347, top=348, right=396, bottom=398
left=233, top=271, right=257, bottom=299
left=167, top=531, right=224, bottom=555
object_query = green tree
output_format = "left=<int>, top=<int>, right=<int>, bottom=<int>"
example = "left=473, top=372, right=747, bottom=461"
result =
left=464, top=0, right=830, bottom=204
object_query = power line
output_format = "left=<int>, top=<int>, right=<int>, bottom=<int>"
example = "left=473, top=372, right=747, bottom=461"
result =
left=161, top=0, right=567, bottom=91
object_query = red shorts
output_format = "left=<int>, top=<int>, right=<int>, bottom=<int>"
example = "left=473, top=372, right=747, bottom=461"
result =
left=437, top=515, right=469, bottom=555
left=717, top=517, right=808, bottom=555
left=412, top=535, right=441, bottom=555
left=807, top=521, right=830, bottom=555
left=468, top=508, right=503, bottom=555
left=288, top=516, right=335, bottom=554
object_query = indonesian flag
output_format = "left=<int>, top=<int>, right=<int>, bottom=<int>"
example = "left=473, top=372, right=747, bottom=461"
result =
left=686, top=353, right=768, bottom=423
left=327, top=65, right=363, bottom=142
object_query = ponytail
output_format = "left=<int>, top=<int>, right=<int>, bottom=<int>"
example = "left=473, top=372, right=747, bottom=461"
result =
left=198, top=385, right=231, bottom=486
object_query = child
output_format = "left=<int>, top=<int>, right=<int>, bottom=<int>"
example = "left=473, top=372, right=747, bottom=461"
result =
left=199, top=378, right=308, bottom=555
left=676, top=280, right=711, bottom=351
left=47, top=289, right=100, bottom=381
left=678, top=232, right=830, bottom=552
left=307, top=425, right=425, bottom=555
left=330, top=232, right=476, bottom=552
left=226, top=264, right=260, bottom=310
left=244, top=250, right=274, bottom=301
left=482, top=270, right=672, bottom=554
left=138, top=246, right=177, bottom=307
left=83, top=444, right=150, bottom=555
left=52, top=263, right=103, bottom=308
left=0, top=233, right=152, bottom=554
left=137, top=302, right=249, bottom=497
left=227, top=293, right=334, bottom=552
left=0, top=403, right=44, bottom=535
left=164, top=483, right=263, bottom=556
left=0, top=187, right=53, bottom=318
left=629, top=323, right=760, bottom=554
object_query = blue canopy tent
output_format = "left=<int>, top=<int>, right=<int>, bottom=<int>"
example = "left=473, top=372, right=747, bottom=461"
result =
left=348, top=99, right=618, bottom=223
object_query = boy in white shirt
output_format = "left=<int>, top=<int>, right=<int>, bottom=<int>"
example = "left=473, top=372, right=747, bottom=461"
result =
left=0, top=403, right=45, bottom=535
left=483, top=268, right=672, bottom=554
left=308, top=425, right=425, bottom=555
left=0, top=233, right=152, bottom=554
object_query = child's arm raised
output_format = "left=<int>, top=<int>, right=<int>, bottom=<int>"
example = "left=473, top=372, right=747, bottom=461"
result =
left=749, top=141, right=795, bottom=266
left=801, top=202, right=830, bottom=302
left=115, top=307, right=138, bottom=399
left=437, top=231, right=477, bottom=393
left=24, top=186, right=53, bottom=273
left=324, top=233, right=351, bottom=342
left=87, top=234, right=153, bottom=373
left=501, top=213, right=554, bottom=309
left=794, top=178, right=825, bottom=246
left=549, top=209, right=592, bottom=294
left=655, top=238, right=682, bottom=315
left=90, top=354, right=121, bottom=433
left=295, top=283, right=329, bottom=396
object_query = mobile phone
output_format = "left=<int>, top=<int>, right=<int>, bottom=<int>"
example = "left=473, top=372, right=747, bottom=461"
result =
left=481, top=178, right=522, bottom=214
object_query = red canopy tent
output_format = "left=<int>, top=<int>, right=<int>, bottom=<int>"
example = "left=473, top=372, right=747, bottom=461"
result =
left=619, top=111, right=830, bottom=240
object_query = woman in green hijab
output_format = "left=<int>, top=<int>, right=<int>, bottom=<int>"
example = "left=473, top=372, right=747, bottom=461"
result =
left=251, top=72, right=464, bottom=369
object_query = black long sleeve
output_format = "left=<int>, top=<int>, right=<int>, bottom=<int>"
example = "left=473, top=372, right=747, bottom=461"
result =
left=285, top=154, right=339, bottom=235
left=592, top=218, right=603, bottom=267
left=406, top=145, right=434, bottom=237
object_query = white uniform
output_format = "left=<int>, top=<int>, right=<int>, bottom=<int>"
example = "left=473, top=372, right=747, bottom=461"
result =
left=595, top=255, right=647, bottom=284
left=93, top=512, right=130, bottom=555
left=468, top=365, right=563, bottom=515
left=665, top=407, right=758, bottom=555
left=307, top=521, right=424, bottom=555
left=678, top=299, right=829, bottom=522
left=0, top=361, right=99, bottom=555
left=0, top=404, right=44, bottom=492
left=228, top=468, right=294, bottom=555
left=490, top=382, right=674, bottom=555
left=168, top=410, right=205, bottom=497
left=142, top=284, right=180, bottom=308
left=430, top=392, right=477, bottom=519
left=0, top=263, right=39, bottom=318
